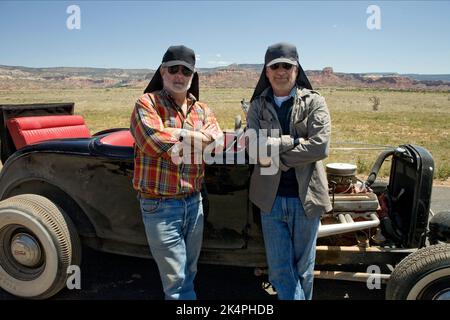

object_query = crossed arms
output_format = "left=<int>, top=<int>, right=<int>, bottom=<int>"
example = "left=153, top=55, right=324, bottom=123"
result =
left=246, top=95, right=331, bottom=169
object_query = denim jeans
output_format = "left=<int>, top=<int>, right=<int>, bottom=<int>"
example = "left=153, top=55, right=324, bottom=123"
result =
left=261, top=196, right=320, bottom=300
left=140, top=192, right=203, bottom=300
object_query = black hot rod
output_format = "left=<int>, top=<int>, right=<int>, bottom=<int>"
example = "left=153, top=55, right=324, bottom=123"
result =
left=0, top=102, right=449, bottom=300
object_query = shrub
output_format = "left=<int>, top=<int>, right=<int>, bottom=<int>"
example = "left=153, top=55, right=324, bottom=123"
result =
left=369, top=96, right=380, bottom=111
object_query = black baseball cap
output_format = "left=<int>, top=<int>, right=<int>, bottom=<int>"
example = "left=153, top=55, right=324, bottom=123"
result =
left=161, top=45, right=196, bottom=72
left=265, top=42, right=299, bottom=67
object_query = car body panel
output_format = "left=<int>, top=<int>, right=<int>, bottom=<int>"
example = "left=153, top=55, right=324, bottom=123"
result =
left=0, top=134, right=260, bottom=265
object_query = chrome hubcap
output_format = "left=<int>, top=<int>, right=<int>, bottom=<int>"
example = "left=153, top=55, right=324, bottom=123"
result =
left=10, top=233, right=42, bottom=267
left=434, top=289, right=450, bottom=300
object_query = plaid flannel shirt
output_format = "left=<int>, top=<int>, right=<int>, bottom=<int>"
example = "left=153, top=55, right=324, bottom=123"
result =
left=130, top=89, right=222, bottom=196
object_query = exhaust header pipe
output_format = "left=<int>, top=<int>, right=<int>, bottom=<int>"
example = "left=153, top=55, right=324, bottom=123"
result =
left=318, top=213, right=380, bottom=238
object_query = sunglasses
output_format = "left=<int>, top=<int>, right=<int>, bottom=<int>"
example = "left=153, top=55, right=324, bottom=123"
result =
left=167, top=65, right=194, bottom=77
left=269, top=63, right=294, bottom=71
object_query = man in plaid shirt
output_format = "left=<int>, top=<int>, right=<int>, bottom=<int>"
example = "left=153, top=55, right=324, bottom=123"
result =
left=130, top=45, right=222, bottom=300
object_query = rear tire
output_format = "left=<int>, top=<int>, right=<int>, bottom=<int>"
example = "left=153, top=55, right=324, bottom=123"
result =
left=0, top=194, right=81, bottom=299
left=429, top=211, right=450, bottom=244
left=386, top=244, right=450, bottom=300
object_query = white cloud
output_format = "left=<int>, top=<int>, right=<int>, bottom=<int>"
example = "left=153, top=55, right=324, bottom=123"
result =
left=216, top=53, right=222, bottom=58
left=207, top=60, right=231, bottom=66
left=196, top=54, right=201, bottom=61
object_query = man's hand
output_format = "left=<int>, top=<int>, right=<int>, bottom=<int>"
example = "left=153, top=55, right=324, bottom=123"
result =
left=258, top=157, right=272, bottom=167
left=201, top=122, right=219, bottom=137
left=166, top=122, right=222, bottom=157
left=163, top=127, right=183, bottom=140
left=294, top=137, right=306, bottom=146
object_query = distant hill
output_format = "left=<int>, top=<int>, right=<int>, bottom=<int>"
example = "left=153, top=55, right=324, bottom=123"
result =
left=1, top=64, right=449, bottom=91
left=0, top=65, right=151, bottom=77
left=403, top=74, right=450, bottom=82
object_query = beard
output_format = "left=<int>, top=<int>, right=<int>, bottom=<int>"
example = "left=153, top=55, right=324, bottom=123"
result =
left=165, top=77, right=193, bottom=94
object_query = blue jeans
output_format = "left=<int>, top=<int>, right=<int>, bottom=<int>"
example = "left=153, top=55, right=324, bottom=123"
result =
left=261, top=196, right=320, bottom=300
left=140, top=192, right=203, bottom=300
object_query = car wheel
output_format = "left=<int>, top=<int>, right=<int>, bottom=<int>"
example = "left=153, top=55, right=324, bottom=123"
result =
left=429, top=211, right=450, bottom=244
left=386, top=244, right=450, bottom=300
left=0, top=194, right=81, bottom=299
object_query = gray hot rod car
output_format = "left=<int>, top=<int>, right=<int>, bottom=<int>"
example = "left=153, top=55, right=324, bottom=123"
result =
left=0, top=102, right=449, bottom=300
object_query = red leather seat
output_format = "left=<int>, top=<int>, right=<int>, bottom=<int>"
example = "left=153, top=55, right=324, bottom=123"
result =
left=6, top=115, right=91, bottom=149
left=99, top=130, right=134, bottom=147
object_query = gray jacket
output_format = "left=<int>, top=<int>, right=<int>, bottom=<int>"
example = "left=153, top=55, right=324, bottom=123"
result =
left=246, top=86, right=332, bottom=218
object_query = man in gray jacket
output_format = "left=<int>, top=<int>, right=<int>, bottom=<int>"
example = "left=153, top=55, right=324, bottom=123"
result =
left=246, top=42, right=331, bottom=300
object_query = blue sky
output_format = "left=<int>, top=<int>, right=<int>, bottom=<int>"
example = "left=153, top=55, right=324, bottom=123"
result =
left=0, top=1, right=449, bottom=73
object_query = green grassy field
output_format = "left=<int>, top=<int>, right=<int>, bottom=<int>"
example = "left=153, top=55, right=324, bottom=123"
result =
left=1, top=87, right=449, bottom=180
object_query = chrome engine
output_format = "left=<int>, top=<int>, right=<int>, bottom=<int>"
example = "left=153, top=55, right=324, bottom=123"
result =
left=318, top=162, right=383, bottom=247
